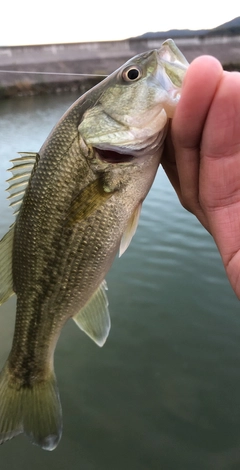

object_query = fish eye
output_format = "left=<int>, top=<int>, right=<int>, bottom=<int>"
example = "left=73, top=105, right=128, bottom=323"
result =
left=122, top=66, right=142, bottom=82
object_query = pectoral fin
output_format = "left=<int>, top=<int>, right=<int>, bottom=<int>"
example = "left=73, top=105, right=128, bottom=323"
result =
left=66, top=179, right=114, bottom=226
left=0, top=226, right=15, bottom=305
left=72, top=280, right=110, bottom=347
left=119, top=202, right=142, bottom=257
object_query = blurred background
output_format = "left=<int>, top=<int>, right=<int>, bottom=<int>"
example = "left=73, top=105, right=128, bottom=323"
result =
left=1, top=3, right=240, bottom=469
left=0, top=4, right=240, bottom=97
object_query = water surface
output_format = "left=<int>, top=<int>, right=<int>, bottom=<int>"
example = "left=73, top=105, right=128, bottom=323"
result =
left=0, top=93, right=240, bottom=470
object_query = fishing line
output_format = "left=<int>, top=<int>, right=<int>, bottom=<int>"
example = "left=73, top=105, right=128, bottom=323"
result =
left=0, top=70, right=108, bottom=77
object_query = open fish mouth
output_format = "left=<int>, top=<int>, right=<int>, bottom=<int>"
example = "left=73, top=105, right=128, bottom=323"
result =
left=94, top=126, right=167, bottom=164
left=95, top=147, right=135, bottom=164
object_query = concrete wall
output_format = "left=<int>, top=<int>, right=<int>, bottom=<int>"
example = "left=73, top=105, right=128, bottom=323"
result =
left=0, top=36, right=240, bottom=94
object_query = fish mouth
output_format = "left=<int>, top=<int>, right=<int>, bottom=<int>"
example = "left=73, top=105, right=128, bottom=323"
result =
left=95, top=148, right=134, bottom=164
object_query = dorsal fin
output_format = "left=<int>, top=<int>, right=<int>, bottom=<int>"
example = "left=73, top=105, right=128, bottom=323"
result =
left=0, top=226, right=15, bottom=305
left=0, top=152, right=39, bottom=306
left=7, top=152, right=39, bottom=216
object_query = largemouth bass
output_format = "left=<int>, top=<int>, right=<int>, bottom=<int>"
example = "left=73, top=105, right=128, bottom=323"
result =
left=0, top=39, right=188, bottom=450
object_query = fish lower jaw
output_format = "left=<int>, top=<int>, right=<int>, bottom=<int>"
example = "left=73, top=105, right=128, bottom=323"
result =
left=93, top=131, right=166, bottom=165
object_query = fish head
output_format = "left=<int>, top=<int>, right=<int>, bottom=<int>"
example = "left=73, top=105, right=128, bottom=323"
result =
left=78, top=39, right=189, bottom=162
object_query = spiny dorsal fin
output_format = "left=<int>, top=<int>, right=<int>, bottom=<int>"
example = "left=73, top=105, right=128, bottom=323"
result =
left=119, top=202, right=142, bottom=257
left=7, top=152, right=40, bottom=216
left=0, top=226, right=15, bottom=305
left=72, top=280, right=110, bottom=347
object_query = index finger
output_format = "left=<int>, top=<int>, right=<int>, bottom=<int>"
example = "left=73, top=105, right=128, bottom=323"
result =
left=169, top=56, right=223, bottom=225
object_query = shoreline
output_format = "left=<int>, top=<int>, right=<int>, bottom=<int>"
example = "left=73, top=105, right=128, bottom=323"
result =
left=0, top=77, right=103, bottom=99
left=1, top=36, right=240, bottom=98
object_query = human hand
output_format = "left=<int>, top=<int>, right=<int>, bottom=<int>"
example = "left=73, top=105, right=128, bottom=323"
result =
left=162, top=56, right=240, bottom=298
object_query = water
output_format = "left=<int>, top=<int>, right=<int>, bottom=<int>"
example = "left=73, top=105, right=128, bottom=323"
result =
left=0, top=93, right=240, bottom=470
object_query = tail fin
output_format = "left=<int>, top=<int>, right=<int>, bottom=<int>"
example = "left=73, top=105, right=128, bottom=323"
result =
left=0, top=365, right=62, bottom=451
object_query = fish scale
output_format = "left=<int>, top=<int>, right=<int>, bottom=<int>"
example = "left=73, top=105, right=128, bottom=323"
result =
left=0, top=39, right=188, bottom=450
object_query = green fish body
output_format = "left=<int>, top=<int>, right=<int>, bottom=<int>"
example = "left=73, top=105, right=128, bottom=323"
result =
left=0, top=39, right=188, bottom=450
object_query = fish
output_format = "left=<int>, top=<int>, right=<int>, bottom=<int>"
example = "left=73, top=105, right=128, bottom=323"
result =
left=0, top=39, right=188, bottom=450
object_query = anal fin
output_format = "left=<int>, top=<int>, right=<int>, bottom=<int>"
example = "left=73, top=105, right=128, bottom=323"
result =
left=73, top=280, right=110, bottom=347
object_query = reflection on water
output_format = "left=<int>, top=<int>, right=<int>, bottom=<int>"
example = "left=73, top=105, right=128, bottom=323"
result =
left=1, top=94, right=240, bottom=470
